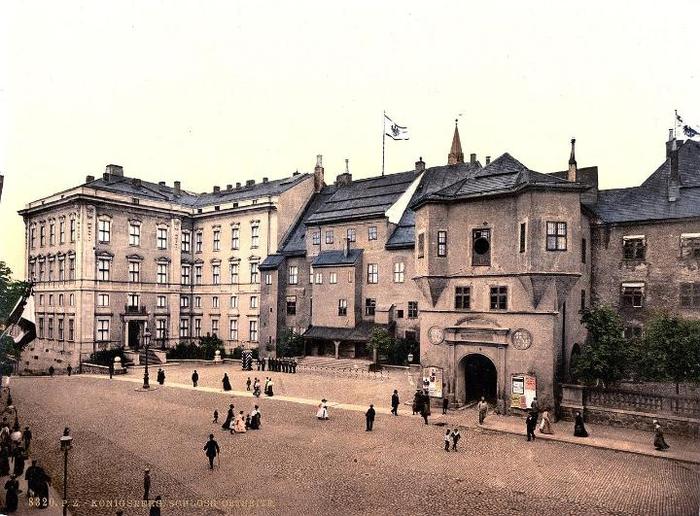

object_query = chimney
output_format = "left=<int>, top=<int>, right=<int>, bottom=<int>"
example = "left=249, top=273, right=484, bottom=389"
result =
left=415, top=156, right=425, bottom=173
left=103, top=172, right=110, bottom=182
left=158, top=181, right=166, bottom=187
left=213, top=185, right=220, bottom=193
left=668, top=138, right=680, bottom=202
left=246, top=179, right=255, bottom=186
left=132, top=178, right=141, bottom=187
left=105, top=164, right=123, bottom=177
left=235, top=182, right=241, bottom=189
left=343, top=237, right=350, bottom=258
left=470, top=153, right=477, bottom=164
left=335, top=159, right=352, bottom=186
left=85, top=175, right=95, bottom=183
left=567, top=138, right=578, bottom=182
left=174, top=181, right=181, bottom=195
left=262, top=177, right=268, bottom=183
left=226, top=184, right=232, bottom=191
left=485, top=156, right=491, bottom=165
left=314, top=154, right=325, bottom=193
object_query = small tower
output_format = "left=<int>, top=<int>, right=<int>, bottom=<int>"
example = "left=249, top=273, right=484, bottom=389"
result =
left=567, top=138, right=577, bottom=182
left=448, top=119, right=464, bottom=165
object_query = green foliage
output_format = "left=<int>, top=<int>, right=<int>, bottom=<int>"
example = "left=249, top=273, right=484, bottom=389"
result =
left=366, top=328, right=394, bottom=361
left=89, top=348, right=125, bottom=366
left=385, top=336, right=420, bottom=366
left=572, top=305, right=628, bottom=387
left=0, top=261, right=29, bottom=323
left=166, top=335, right=226, bottom=360
left=276, top=328, right=304, bottom=357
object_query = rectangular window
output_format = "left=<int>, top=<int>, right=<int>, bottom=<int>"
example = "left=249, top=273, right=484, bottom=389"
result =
left=70, top=219, right=76, bottom=242
left=581, top=238, right=587, bottom=263
left=367, top=264, right=378, bottom=284
left=230, top=263, right=239, bottom=284
left=211, top=319, right=219, bottom=336
left=156, top=319, right=166, bottom=340
left=325, top=230, right=334, bottom=244
left=312, top=231, right=320, bottom=245
left=472, top=228, right=491, bottom=265
left=38, top=318, right=44, bottom=338
left=195, top=265, right=203, bottom=285
left=97, top=293, right=110, bottom=307
left=129, top=223, right=140, bottom=246
left=195, top=296, right=202, bottom=308
left=58, top=259, right=65, bottom=281
left=265, top=273, right=272, bottom=285
left=195, top=231, right=203, bottom=253
left=181, top=231, right=191, bottom=252
left=680, top=234, right=700, bottom=258
left=229, top=319, right=238, bottom=340
left=30, top=227, right=36, bottom=248
left=347, top=228, right=356, bottom=242
left=546, top=221, right=567, bottom=251
left=231, top=227, right=240, bottom=250
left=250, top=263, right=259, bottom=284
left=180, top=295, right=189, bottom=308
left=437, top=231, right=447, bottom=257
left=68, top=319, right=74, bottom=341
left=128, top=261, right=140, bottom=283
left=338, top=299, right=347, bottom=316
left=288, top=266, right=298, bottom=284
left=179, top=318, right=189, bottom=338
left=212, top=296, right=220, bottom=308
left=621, top=283, right=644, bottom=308
left=455, top=286, right=471, bottom=309
left=680, top=283, right=700, bottom=308
left=249, top=320, right=258, bottom=342
left=286, top=296, right=297, bottom=315
left=98, top=220, right=110, bottom=243
left=97, top=259, right=110, bottom=281
left=49, top=223, right=55, bottom=245
left=157, top=227, right=168, bottom=249
left=365, top=298, right=376, bottom=316
left=128, top=293, right=140, bottom=308
left=329, top=272, right=337, bottom=284
left=580, top=289, right=586, bottom=312
left=250, top=296, right=258, bottom=309
left=368, top=226, right=377, bottom=241
left=393, top=262, right=405, bottom=283
left=624, top=325, right=643, bottom=339
left=230, top=295, right=238, bottom=308
left=348, top=271, right=353, bottom=283
left=157, top=295, right=166, bottom=308
left=47, top=317, right=54, bottom=339
left=519, top=223, right=526, bottom=253
left=212, top=264, right=221, bottom=285
left=58, top=318, right=64, bottom=340
left=213, top=229, right=221, bottom=251
left=315, top=272, right=323, bottom=284
left=38, top=261, right=45, bottom=281
left=59, top=220, right=65, bottom=244
left=623, top=236, right=646, bottom=260
left=408, top=301, right=418, bottom=319
left=251, top=225, right=260, bottom=248
left=68, top=257, right=75, bottom=280
left=489, top=286, right=508, bottom=310
left=97, top=318, right=110, bottom=341
left=157, top=263, right=168, bottom=284
left=181, top=265, right=191, bottom=285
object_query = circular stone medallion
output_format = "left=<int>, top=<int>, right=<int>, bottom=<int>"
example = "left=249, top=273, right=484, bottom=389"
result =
left=511, top=328, right=532, bottom=350
left=428, top=326, right=445, bottom=345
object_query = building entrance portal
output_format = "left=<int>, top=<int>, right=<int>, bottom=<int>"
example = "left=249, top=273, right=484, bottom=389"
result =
left=128, top=321, right=142, bottom=349
left=463, top=354, right=497, bottom=403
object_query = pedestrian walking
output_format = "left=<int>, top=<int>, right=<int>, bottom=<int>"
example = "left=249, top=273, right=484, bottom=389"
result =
left=246, top=377, right=251, bottom=391
left=0, top=446, right=9, bottom=476
left=203, top=434, right=220, bottom=470
left=157, top=368, right=165, bottom=385
left=3, top=474, right=20, bottom=513
left=212, top=410, right=219, bottom=424
left=12, top=446, right=25, bottom=477
left=67, top=365, right=72, bottom=376
left=192, top=370, right=199, bottom=387
left=48, top=366, right=55, bottom=377
left=149, top=495, right=162, bottom=516
left=420, top=404, right=429, bottom=425
left=365, top=404, right=376, bottom=431
left=391, top=390, right=399, bottom=416
left=653, top=420, right=670, bottom=451
left=477, top=397, right=488, bottom=425
left=250, top=405, right=261, bottom=430
left=222, top=373, right=232, bottom=392
left=526, top=413, right=537, bottom=441
left=266, top=378, right=274, bottom=397
left=539, top=409, right=554, bottom=435
left=253, top=378, right=261, bottom=397
left=442, top=396, right=449, bottom=415
left=316, top=399, right=329, bottom=420
left=451, top=428, right=461, bottom=451
left=443, top=430, right=451, bottom=452
left=143, top=467, right=151, bottom=501
left=22, top=427, right=31, bottom=454
left=573, top=411, right=588, bottom=437
left=108, top=361, right=114, bottom=379
left=222, top=404, right=235, bottom=430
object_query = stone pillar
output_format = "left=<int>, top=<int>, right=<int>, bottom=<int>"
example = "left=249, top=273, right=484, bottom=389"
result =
left=334, top=340, right=340, bottom=359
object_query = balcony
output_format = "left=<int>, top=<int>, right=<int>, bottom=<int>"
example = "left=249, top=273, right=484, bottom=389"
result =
left=124, top=304, right=147, bottom=315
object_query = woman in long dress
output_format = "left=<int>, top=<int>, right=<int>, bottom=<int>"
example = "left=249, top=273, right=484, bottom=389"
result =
left=221, top=404, right=235, bottom=430
left=573, top=411, right=588, bottom=437
left=233, top=412, right=247, bottom=433
left=266, top=379, right=274, bottom=397
left=0, top=446, right=10, bottom=476
left=222, top=373, right=232, bottom=392
left=653, top=420, right=670, bottom=450
left=539, top=410, right=554, bottom=435
left=316, top=400, right=329, bottom=420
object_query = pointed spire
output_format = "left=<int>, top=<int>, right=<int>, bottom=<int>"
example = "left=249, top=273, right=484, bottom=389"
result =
left=567, top=138, right=577, bottom=182
left=448, top=119, right=464, bottom=165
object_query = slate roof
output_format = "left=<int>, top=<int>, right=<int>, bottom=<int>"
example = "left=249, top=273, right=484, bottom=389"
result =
left=259, top=254, right=285, bottom=271
left=592, top=139, right=700, bottom=223
left=311, top=249, right=363, bottom=267
left=303, top=321, right=387, bottom=342
left=83, top=172, right=310, bottom=208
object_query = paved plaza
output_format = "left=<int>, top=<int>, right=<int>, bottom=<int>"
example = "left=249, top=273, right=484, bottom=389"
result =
left=8, top=366, right=700, bottom=516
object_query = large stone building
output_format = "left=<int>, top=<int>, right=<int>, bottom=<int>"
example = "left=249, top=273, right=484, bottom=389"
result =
left=18, top=164, right=319, bottom=372
left=260, top=125, right=700, bottom=413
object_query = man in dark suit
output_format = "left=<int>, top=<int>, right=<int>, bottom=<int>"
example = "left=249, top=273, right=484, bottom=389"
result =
left=391, top=390, right=399, bottom=416
left=365, top=405, right=376, bottom=431
left=203, top=434, right=220, bottom=470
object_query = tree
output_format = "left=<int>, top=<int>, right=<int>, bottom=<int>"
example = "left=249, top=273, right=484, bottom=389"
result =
left=366, top=327, right=394, bottom=364
left=199, top=334, right=225, bottom=360
left=276, top=328, right=304, bottom=357
left=0, top=261, right=29, bottom=323
left=636, top=314, right=700, bottom=394
left=572, top=305, right=627, bottom=388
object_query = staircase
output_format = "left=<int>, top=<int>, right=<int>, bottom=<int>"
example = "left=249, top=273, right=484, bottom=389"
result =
left=139, top=348, right=165, bottom=365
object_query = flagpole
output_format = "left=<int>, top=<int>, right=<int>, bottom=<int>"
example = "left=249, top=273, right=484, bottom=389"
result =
left=382, top=111, right=386, bottom=176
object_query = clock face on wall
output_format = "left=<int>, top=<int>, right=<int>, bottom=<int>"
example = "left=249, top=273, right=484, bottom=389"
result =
left=428, top=326, right=445, bottom=345
left=511, top=329, right=533, bottom=350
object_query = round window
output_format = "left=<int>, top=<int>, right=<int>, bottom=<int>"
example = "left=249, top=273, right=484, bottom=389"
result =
left=474, top=237, right=490, bottom=255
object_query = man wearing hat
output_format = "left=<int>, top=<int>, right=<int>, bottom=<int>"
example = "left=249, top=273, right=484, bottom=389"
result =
left=143, top=467, right=151, bottom=501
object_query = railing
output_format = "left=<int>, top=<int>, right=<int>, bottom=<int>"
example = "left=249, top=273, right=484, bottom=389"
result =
left=585, top=388, right=700, bottom=419
left=124, top=304, right=147, bottom=315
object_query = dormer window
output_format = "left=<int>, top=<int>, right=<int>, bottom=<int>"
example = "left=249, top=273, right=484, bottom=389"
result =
left=623, top=235, right=646, bottom=260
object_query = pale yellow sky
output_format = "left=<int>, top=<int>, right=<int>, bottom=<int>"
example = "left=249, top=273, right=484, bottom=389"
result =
left=1, top=1, right=699, bottom=277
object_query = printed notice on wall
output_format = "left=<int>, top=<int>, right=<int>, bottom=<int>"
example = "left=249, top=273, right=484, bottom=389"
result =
left=511, top=374, right=536, bottom=409
left=422, top=367, right=443, bottom=398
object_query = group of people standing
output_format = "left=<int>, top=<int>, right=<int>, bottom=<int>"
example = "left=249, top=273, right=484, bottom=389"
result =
left=256, top=357, right=297, bottom=374
left=216, top=403, right=262, bottom=435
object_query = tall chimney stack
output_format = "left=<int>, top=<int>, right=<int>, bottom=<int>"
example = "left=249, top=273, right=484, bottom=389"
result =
left=415, top=156, right=425, bottom=173
left=314, top=154, right=325, bottom=192
left=343, top=237, right=350, bottom=258
left=668, top=138, right=680, bottom=202
left=567, top=138, right=578, bottom=182
left=174, top=181, right=181, bottom=195
left=105, top=164, right=123, bottom=177
left=485, top=156, right=491, bottom=165
left=213, top=185, right=220, bottom=193
left=470, top=153, right=477, bottom=164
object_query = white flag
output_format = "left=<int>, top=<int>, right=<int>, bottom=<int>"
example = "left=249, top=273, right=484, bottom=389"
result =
left=384, top=114, right=409, bottom=140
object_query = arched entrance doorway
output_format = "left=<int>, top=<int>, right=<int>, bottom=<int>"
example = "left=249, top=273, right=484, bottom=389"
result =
left=463, top=354, right=497, bottom=403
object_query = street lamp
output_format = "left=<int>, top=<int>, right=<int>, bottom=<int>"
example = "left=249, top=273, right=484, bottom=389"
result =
left=59, top=429, right=73, bottom=516
left=142, top=329, right=151, bottom=389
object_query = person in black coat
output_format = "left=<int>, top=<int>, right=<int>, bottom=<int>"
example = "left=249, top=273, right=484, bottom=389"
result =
left=203, top=435, right=220, bottom=470
left=192, top=370, right=199, bottom=387
left=222, top=404, right=234, bottom=430
left=156, top=369, right=165, bottom=385
left=573, top=411, right=588, bottom=437
left=526, top=413, right=537, bottom=441
left=365, top=404, right=376, bottom=431
left=442, top=396, right=449, bottom=415
left=12, top=447, right=25, bottom=477
left=22, top=427, right=32, bottom=454
left=149, top=495, right=162, bottom=516
left=3, top=474, right=20, bottom=512
left=391, top=390, right=399, bottom=416
left=222, top=373, right=232, bottom=392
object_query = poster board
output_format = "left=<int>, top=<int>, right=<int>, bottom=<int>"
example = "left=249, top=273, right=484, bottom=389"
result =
left=510, top=374, right=536, bottom=409
left=421, top=366, right=443, bottom=398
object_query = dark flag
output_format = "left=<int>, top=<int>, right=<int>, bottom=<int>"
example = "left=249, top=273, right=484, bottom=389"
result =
left=5, top=286, right=36, bottom=348
left=683, top=125, right=700, bottom=138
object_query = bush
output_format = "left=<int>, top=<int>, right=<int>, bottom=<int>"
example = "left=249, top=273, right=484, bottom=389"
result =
left=166, top=335, right=226, bottom=360
left=89, top=348, right=125, bottom=366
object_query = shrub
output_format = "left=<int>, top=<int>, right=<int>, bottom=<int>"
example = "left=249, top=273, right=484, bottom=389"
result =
left=89, top=348, right=125, bottom=366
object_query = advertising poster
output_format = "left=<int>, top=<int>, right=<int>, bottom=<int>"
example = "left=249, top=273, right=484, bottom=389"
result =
left=422, top=367, right=443, bottom=398
left=511, top=374, right=536, bottom=409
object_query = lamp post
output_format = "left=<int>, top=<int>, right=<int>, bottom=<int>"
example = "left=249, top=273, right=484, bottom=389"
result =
left=60, top=429, right=73, bottom=516
left=142, top=329, right=151, bottom=389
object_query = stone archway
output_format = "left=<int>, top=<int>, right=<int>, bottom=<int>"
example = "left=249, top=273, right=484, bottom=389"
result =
left=462, top=353, right=497, bottom=403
